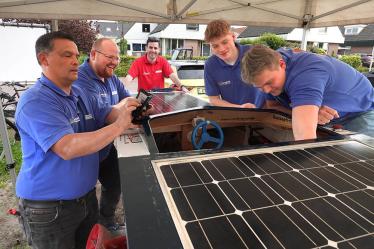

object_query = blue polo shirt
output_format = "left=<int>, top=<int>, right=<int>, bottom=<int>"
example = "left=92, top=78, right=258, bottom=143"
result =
left=15, top=75, right=111, bottom=200
left=204, top=44, right=265, bottom=107
left=268, top=48, right=374, bottom=121
left=75, top=59, right=130, bottom=160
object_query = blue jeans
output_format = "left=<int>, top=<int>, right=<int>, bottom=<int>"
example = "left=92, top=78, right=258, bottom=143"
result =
left=98, top=145, right=121, bottom=225
left=18, top=188, right=98, bottom=249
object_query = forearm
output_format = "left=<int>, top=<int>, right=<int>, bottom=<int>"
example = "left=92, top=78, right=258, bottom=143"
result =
left=169, top=73, right=183, bottom=87
left=52, top=123, right=124, bottom=160
left=292, top=105, right=319, bottom=140
left=209, top=96, right=242, bottom=108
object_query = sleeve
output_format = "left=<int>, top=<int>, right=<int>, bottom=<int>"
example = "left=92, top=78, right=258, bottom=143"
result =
left=16, top=99, right=74, bottom=153
left=204, top=60, right=220, bottom=96
left=115, top=76, right=131, bottom=100
left=162, top=58, right=173, bottom=78
left=127, top=59, right=139, bottom=78
left=288, top=66, right=329, bottom=108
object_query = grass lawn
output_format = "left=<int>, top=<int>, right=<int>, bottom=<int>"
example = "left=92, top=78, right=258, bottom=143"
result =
left=0, top=131, right=22, bottom=188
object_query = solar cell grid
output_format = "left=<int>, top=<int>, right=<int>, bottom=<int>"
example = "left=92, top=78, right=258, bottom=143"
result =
left=155, top=141, right=374, bottom=248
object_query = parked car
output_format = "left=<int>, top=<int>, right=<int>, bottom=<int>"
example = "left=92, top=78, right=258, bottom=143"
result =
left=165, top=48, right=207, bottom=100
left=358, top=53, right=373, bottom=67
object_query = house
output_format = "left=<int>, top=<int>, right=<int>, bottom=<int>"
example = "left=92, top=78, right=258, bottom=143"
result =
left=124, top=23, right=158, bottom=56
left=96, top=21, right=134, bottom=40
left=149, top=24, right=209, bottom=57
left=238, top=26, right=345, bottom=56
left=340, top=24, right=374, bottom=55
left=96, top=21, right=158, bottom=56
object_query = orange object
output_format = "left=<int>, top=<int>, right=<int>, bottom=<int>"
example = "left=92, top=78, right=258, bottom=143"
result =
left=86, top=224, right=127, bottom=249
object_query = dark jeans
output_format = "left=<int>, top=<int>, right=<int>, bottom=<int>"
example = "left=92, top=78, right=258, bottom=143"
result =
left=99, top=145, right=121, bottom=225
left=18, top=188, right=98, bottom=249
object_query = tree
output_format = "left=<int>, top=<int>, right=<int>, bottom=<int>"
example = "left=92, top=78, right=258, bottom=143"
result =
left=2, top=19, right=97, bottom=54
left=240, top=33, right=286, bottom=50
left=117, top=38, right=128, bottom=55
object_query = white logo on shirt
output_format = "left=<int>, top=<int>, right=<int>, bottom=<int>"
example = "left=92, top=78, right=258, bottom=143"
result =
left=143, top=72, right=150, bottom=75
left=100, top=93, right=107, bottom=97
left=218, top=80, right=231, bottom=86
left=112, top=91, right=118, bottom=95
left=155, top=70, right=162, bottom=73
left=70, top=117, right=80, bottom=124
left=85, top=114, right=93, bottom=120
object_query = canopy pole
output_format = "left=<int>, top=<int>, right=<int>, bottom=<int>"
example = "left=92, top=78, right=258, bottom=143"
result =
left=51, top=19, right=58, bottom=31
left=370, top=45, right=373, bottom=72
left=301, top=25, right=309, bottom=51
left=0, top=101, right=16, bottom=195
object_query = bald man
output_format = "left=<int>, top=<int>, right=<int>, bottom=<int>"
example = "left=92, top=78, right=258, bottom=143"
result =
left=75, top=38, right=130, bottom=232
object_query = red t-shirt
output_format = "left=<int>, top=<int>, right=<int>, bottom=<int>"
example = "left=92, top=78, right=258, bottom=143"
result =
left=128, top=55, right=173, bottom=91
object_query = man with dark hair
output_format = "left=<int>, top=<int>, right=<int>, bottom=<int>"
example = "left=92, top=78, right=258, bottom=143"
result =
left=123, top=37, right=185, bottom=91
left=241, top=45, right=374, bottom=140
left=15, top=31, right=139, bottom=249
left=75, top=37, right=130, bottom=232
left=203, top=19, right=265, bottom=108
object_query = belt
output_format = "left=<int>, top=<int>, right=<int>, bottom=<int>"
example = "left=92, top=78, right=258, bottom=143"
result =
left=20, top=188, right=96, bottom=208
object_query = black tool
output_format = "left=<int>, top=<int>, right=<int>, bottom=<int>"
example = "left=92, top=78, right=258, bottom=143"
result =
left=132, top=89, right=153, bottom=124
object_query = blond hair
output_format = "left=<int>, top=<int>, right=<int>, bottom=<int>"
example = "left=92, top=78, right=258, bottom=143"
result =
left=241, top=45, right=281, bottom=84
left=204, top=19, right=231, bottom=42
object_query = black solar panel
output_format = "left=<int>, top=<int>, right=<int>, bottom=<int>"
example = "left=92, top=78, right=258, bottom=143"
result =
left=149, top=92, right=208, bottom=115
left=156, top=141, right=374, bottom=249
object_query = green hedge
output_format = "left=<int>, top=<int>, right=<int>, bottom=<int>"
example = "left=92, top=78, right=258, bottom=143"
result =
left=114, top=55, right=137, bottom=77
left=240, top=33, right=286, bottom=50
left=339, top=54, right=362, bottom=70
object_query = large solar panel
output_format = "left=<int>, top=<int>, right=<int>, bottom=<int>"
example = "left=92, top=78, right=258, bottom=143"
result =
left=149, top=92, right=209, bottom=115
left=153, top=140, right=374, bottom=249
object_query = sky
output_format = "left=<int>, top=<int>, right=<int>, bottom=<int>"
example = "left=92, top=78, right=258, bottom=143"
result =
left=0, top=26, right=46, bottom=82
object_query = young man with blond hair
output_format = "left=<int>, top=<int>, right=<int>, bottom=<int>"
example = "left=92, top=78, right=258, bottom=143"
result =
left=241, top=45, right=374, bottom=140
left=204, top=19, right=265, bottom=108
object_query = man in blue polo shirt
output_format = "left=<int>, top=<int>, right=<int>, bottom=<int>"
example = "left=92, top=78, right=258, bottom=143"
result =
left=15, top=31, right=139, bottom=249
left=75, top=38, right=130, bottom=232
left=241, top=45, right=374, bottom=140
left=203, top=19, right=265, bottom=108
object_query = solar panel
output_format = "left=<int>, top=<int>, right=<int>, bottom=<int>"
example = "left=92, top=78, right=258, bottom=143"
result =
left=149, top=92, right=209, bottom=115
left=153, top=140, right=374, bottom=249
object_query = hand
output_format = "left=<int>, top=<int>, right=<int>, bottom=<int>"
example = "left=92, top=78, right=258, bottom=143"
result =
left=240, top=103, right=256, bottom=108
left=114, top=97, right=139, bottom=132
left=318, top=105, right=339, bottom=125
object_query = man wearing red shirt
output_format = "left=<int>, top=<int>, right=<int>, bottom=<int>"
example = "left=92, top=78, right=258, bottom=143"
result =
left=124, top=37, right=184, bottom=91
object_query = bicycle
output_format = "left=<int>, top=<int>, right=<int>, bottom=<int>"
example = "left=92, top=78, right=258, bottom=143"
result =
left=0, top=81, right=29, bottom=141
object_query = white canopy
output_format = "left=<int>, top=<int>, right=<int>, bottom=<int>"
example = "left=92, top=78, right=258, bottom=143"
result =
left=0, top=0, right=373, bottom=28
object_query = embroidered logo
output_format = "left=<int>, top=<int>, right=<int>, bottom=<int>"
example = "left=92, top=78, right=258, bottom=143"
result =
left=85, top=114, right=93, bottom=120
left=218, top=80, right=231, bottom=86
left=112, top=91, right=118, bottom=95
left=143, top=72, right=150, bottom=75
left=155, top=70, right=162, bottom=73
left=70, top=117, right=80, bottom=124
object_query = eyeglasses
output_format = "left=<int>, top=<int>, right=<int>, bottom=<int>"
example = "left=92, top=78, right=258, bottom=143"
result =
left=95, top=50, right=120, bottom=62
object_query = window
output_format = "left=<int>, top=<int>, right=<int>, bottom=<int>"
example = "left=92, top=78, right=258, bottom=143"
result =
left=345, top=27, right=359, bottom=35
left=132, top=43, right=146, bottom=51
left=142, top=24, right=151, bottom=33
left=318, top=27, right=327, bottom=33
left=186, top=24, right=199, bottom=31
left=127, top=44, right=131, bottom=50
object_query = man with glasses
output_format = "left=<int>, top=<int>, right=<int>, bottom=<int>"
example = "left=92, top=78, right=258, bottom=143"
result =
left=123, top=37, right=185, bottom=91
left=75, top=38, right=131, bottom=233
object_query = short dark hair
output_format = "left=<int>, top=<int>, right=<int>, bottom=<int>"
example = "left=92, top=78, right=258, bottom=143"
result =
left=146, top=37, right=160, bottom=46
left=241, top=45, right=281, bottom=84
left=35, top=31, right=75, bottom=64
